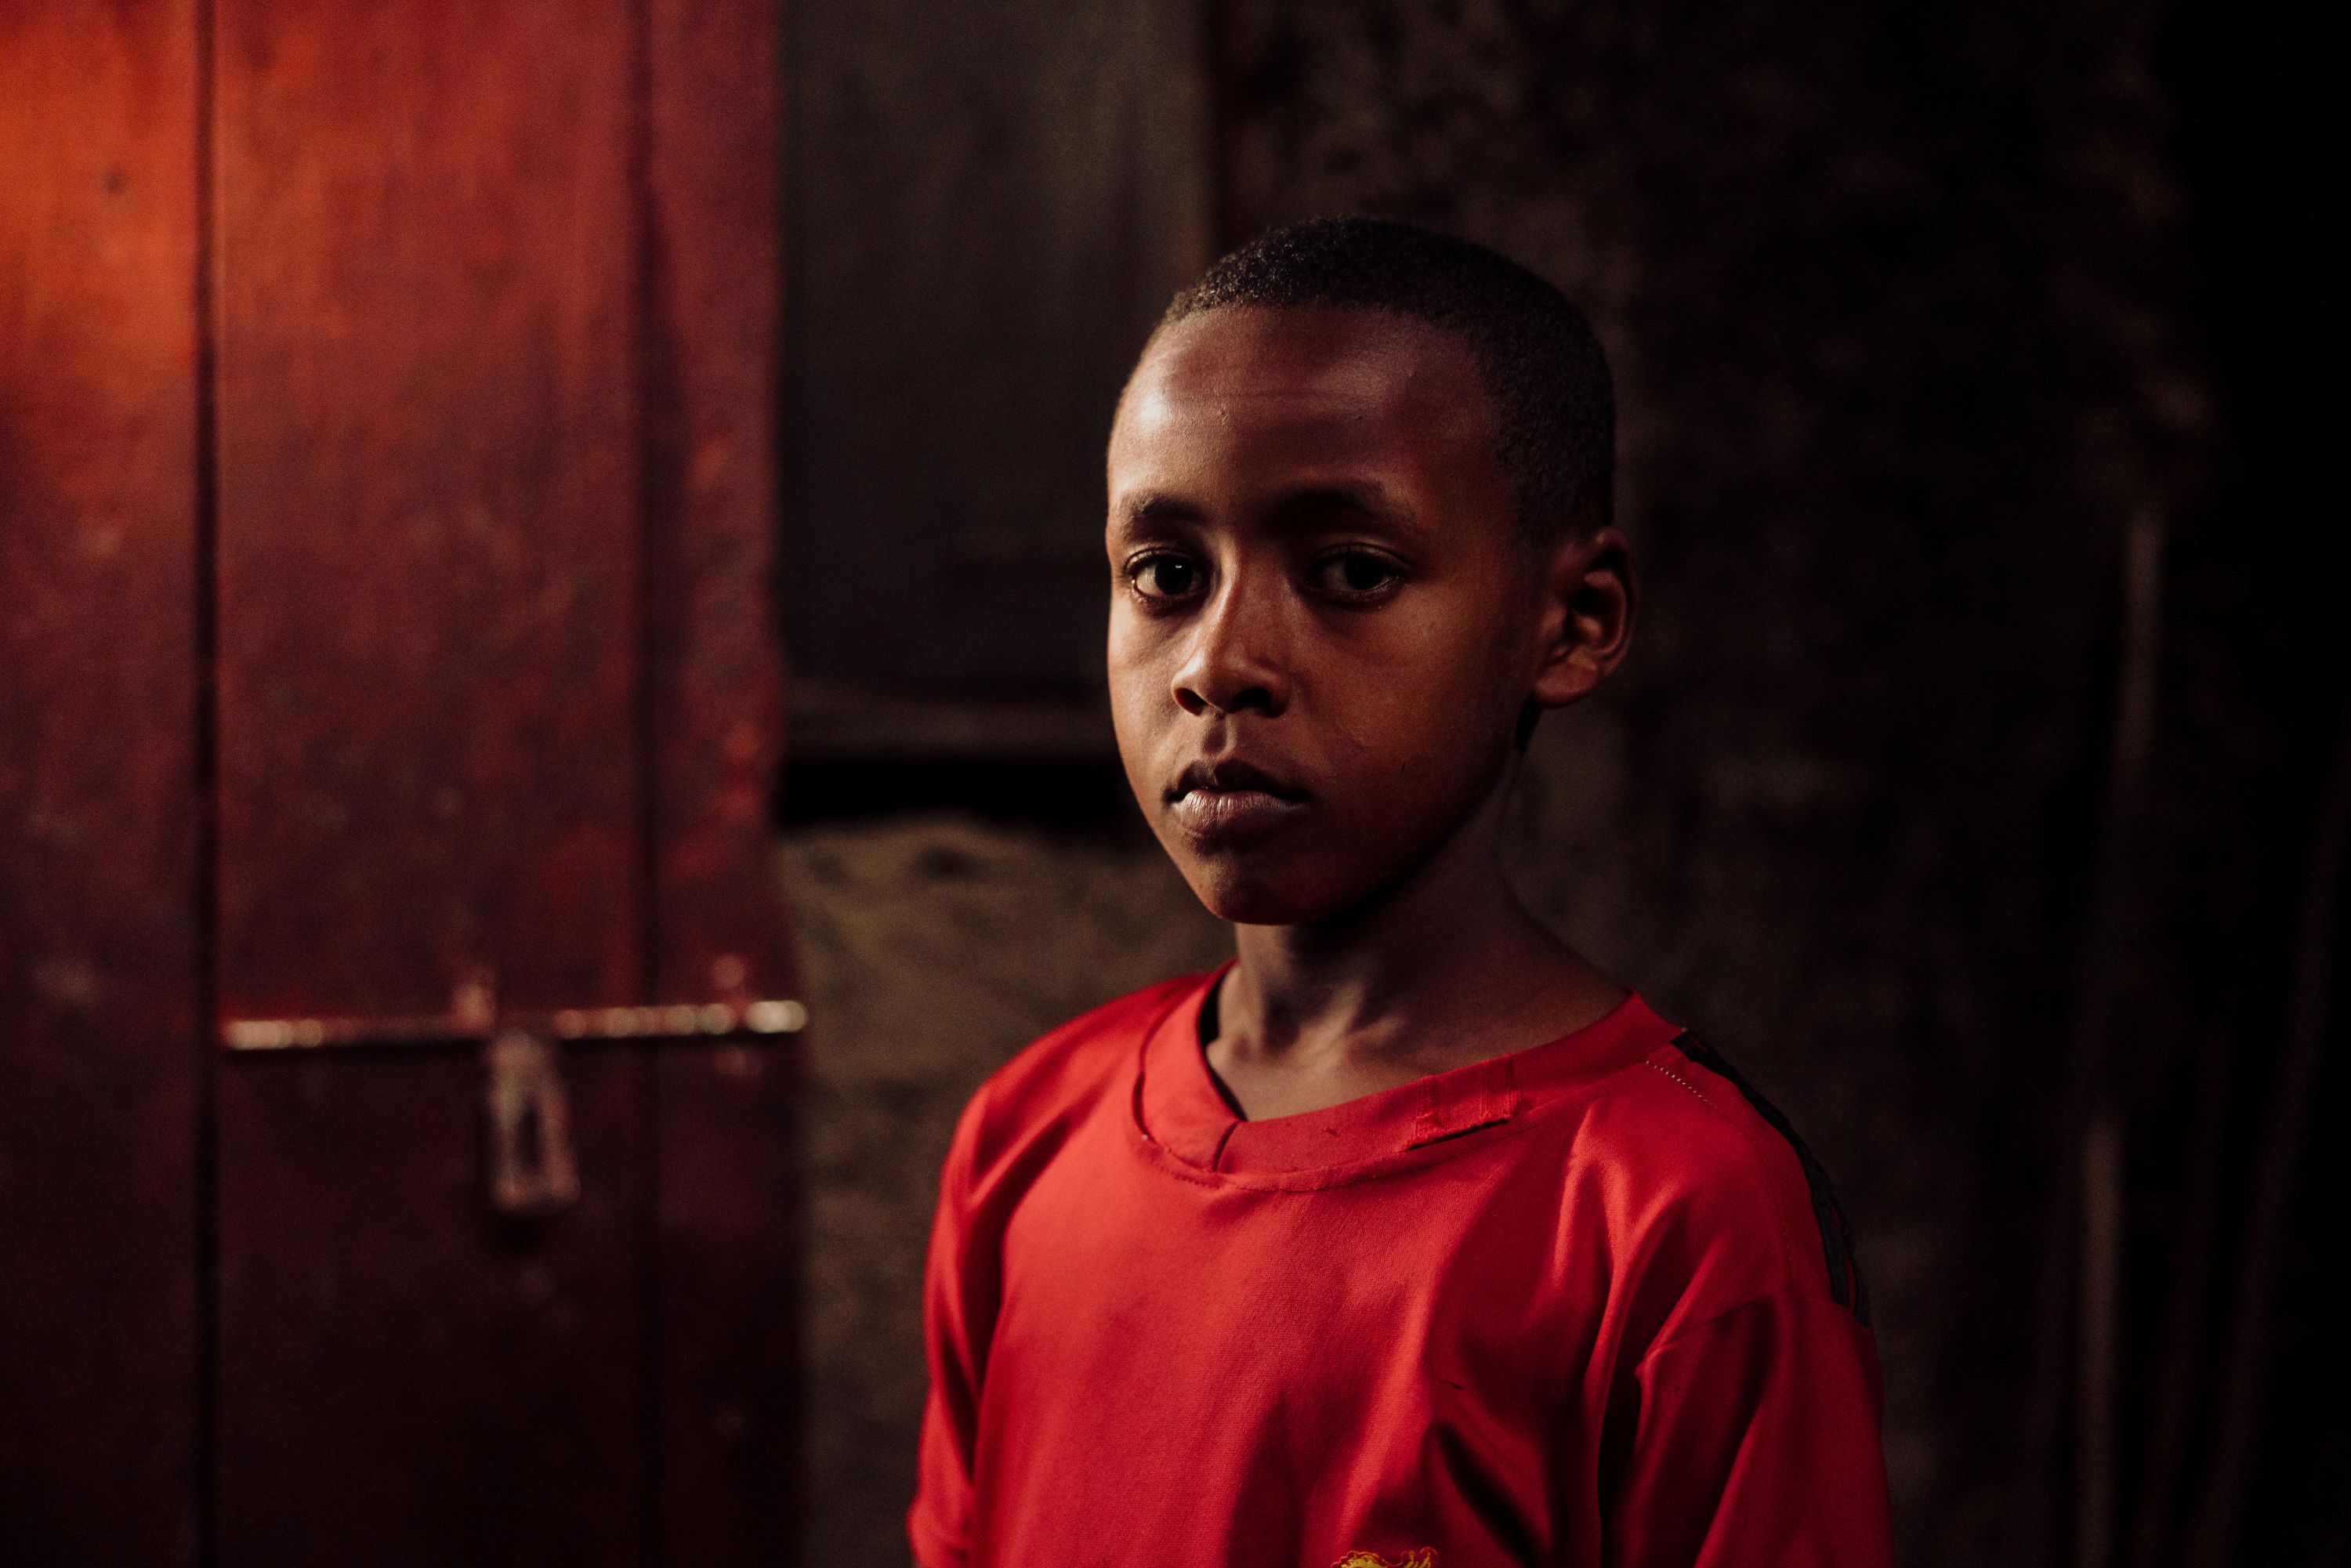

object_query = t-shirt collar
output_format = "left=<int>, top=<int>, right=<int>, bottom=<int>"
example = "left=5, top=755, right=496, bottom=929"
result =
left=1133, top=964, right=1675, bottom=1177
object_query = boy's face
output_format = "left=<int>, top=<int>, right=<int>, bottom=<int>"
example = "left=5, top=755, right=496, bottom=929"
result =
left=1106, top=306, right=1614, bottom=925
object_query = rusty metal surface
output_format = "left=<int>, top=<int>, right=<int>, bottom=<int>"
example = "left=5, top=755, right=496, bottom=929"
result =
left=0, top=7, right=205, bottom=1563
left=212, top=1, right=642, bottom=1023
left=217, top=1052, right=650, bottom=1564
left=1, top=2, right=796, bottom=1558
left=644, top=0, right=802, bottom=1558
left=209, top=1, right=654, bottom=1561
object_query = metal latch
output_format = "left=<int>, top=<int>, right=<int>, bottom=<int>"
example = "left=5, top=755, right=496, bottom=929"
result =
left=484, top=1032, right=581, bottom=1217
left=221, top=973, right=806, bottom=1217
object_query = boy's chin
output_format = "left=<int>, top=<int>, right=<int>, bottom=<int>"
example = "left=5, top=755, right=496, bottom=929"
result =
left=1176, top=856, right=1360, bottom=929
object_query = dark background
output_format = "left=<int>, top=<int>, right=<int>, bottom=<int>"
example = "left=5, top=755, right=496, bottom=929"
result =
left=781, top=1, right=2343, bottom=1565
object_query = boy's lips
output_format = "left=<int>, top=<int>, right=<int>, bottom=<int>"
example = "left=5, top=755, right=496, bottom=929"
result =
left=1165, top=759, right=1308, bottom=842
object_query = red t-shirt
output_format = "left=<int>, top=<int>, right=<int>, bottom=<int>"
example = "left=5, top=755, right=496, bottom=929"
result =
left=911, top=969, right=1895, bottom=1568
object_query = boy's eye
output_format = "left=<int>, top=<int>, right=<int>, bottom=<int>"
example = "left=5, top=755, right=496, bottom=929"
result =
left=1130, top=554, right=1204, bottom=600
left=1310, top=549, right=1402, bottom=598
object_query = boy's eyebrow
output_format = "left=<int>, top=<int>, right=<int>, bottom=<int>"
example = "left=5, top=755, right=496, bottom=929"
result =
left=1114, top=481, right=1425, bottom=538
left=1114, top=492, right=1204, bottom=530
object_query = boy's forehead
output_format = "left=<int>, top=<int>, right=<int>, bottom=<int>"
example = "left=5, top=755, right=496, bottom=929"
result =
left=1117, top=306, right=1485, bottom=433
left=1106, top=309, right=1514, bottom=538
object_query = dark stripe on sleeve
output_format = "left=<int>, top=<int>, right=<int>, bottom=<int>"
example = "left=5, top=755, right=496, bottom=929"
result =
left=1671, top=1031, right=1871, bottom=1324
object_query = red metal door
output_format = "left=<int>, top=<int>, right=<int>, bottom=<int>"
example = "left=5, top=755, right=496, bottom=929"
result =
left=3, top=3, right=797, bottom=1563
left=0, top=8, right=205, bottom=1560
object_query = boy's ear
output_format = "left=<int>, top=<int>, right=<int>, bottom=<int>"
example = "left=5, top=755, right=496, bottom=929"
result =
left=1529, top=526, right=1635, bottom=710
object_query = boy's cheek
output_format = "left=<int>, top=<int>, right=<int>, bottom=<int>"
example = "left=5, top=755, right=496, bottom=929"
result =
left=1108, top=674, right=1172, bottom=795
left=1106, top=614, right=1176, bottom=702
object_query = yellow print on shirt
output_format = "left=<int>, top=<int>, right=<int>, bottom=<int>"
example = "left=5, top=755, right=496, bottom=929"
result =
left=1331, top=1553, right=1436, bottom=1568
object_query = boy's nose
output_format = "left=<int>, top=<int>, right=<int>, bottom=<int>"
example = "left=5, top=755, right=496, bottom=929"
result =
left=1171, top=581, right=1289, bottom=718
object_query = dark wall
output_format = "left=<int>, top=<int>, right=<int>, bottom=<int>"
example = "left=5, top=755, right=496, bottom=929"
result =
left=1209, top=2, right=2338, bottom=1561
left=784, top=0, right=1208, bottom=748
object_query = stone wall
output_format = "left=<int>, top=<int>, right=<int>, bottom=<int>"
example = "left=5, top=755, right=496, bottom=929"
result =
left=789, top=820, right=1229, bottom=1568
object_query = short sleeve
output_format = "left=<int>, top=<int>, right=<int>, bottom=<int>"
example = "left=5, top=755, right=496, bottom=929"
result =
left=1606, top=1292, right=1896, bottom=1568
left=908, top=1103, right=987, bottom=1568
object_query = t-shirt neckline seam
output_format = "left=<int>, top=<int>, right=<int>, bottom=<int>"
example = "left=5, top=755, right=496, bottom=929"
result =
left=1139, top=970, right=1668, bottom=1184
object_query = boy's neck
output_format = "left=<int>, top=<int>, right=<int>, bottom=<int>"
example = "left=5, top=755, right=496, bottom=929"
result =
left=1209, top=788, right=1625, bottom=1121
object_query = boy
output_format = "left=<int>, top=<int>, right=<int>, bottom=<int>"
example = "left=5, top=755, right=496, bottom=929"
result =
left=910, top=219, right=1896, bottom=1567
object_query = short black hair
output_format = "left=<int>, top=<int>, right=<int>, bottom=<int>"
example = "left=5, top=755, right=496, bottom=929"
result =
left=1161, top=216, right=1614, bottom=541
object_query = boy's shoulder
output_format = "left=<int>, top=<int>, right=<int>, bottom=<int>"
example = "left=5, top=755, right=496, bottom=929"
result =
left=1578, top=1022, right=1871, bottom=1326
left=946, top=969, right=1209, bottom=1181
